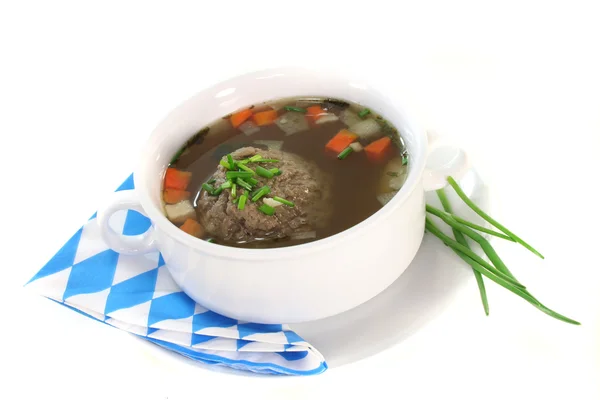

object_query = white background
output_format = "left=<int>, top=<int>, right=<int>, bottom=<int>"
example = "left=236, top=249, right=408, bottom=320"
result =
left=2, top=1, right=600, bottom=399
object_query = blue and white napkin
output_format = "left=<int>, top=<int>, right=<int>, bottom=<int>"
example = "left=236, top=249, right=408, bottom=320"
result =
left=25, top=174, right=327, bottom=376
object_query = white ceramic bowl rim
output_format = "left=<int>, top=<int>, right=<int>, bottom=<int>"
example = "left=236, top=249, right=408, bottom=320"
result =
left=133, top=66, right=428, bottom=261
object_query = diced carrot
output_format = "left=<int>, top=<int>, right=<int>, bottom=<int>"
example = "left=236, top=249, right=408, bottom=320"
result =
left=180, top=218, right=204, bottom=238
left=163, top=188, right=191, bottom=204
left=325, top=130, right=359, bottom=154
left=252, top=110, right=278, bottom=126
left=230, top=109, right=253, bottom=128
left=306, top=105, right=326, bottom=122
left=164, top=168, right=192, bottom=190
left=364, top=136, right=393, bottom=163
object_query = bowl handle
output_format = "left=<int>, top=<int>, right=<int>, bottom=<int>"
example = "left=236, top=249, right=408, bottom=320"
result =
left=422, top=129, right=471, bottom=191
left=96, top=190, right=157, bottom=255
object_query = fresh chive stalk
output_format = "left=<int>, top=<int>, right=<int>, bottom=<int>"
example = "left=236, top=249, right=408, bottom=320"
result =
left=237, top=163, right=256, bottom=175
left=258, top=159, right=279, bottom=163
left=249, top=154, right=263, bottom=162
left=231, top=183, right=237, bottom=198
left=220, top=181, right=232, bottom=190
left=269, top=168, right=281, bottom=176
left=226, top=171, right=253, bottom=180
left=219, top=159, right=231, bottom=170
left=236, top=178, right=252, bottom=191
left=337, top=147, right=353, bottom=160
left=201, top=183, right=214, bottom=194
left=251, top=186, right=271, bottom=202
left=247, top=177, right=259, bottom=186
left=402, top=155, right=408, bottom=165
left=358, top=108, right=371, bottom=118
left=273, top=196, right=294, bottom=207
left=446, top=177, right=544, bottom=259
left=256, top=166, right=274, bottom=179
left=227, top=154, right=235, bottom=169
left=207, top=178, right=216, bottom=184
left=170, top=147, right=185, bottom=164
left=436, top=189, right=489, bottom=315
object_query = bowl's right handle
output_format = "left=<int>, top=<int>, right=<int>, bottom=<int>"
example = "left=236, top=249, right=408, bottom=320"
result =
left=422, top=130, right=471, bottom=191
left=96, top=189, right=157, bottom=255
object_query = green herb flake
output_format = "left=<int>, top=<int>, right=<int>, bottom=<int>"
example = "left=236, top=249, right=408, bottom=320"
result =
left=358, top=108, right=371, bottom=118
left=337, top=147, right=353, bottom=160
left=258, top=203, right=275, bottom=216
left=284, top=106, right=307, bottom=113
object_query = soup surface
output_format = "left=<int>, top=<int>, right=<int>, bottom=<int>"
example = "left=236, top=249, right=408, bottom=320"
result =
left=162, top=97, right=409, bottom=248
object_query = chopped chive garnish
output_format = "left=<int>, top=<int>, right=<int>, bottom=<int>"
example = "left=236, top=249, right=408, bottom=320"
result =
left=284, top=106, right=307, bottom=113
left=170, top=147, right=185, bottom=164
left=206, top=238, right=214, bottom=243
left=238, top=194, right=247, bottom=210
left=258, top=203, right=275, bottom=216
left=251, top=186, right=271, bottom=202
left=212, top=187, right=223, bottom=196
left=207, top=178, right=216, bottom=184
left=237, top=159, right=251, bottom=165
left=231, top=183, right=237, bottom=198
left=237, top=163, right=256, bottom=175
left=233, top=196, right=239, bottom=204
left=220, top=181, right=232, bottom=190
left=202, top=183, right=214, bottom=193
left=386, top=172, right=399, bottom=177
left=402, top=155, right=408, bottom=165
left=269, top=168, right=282, bottom=176
left=249, top=154, right=263, bottom=162
left=236, top=178, right=252, bottom=191
left=226, top=171, right=253, bottom=180
left=227, top=154, right=235, bottom=169
left=258, top=159, right=279, bottom=163
left=219, top=159, right=231, bottom=170
left=247, top=177, right=259, bottom=186
left=337, top=147, right=353, bottom=160
left=273, top=196, right=295, bottom=207
left=358, top=108, right=371, bottom=118
left=256, top=166, right=274, bottom=179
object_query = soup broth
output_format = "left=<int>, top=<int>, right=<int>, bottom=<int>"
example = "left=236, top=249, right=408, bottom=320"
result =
left=162, top=97, right=409, bottom=248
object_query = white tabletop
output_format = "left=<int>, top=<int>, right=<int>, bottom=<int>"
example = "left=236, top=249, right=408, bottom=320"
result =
left=3, top=1, right=600, bottom=399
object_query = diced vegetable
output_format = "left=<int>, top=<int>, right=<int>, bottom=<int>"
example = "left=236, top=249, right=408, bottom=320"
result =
left=269, top=168, right=281, bottom=176
left=402, top=154, right=409, bottom=165
left=289, top=231, right=317, bottom=240
left=325, top=129, right=358, bottom=154
left=306, top=105, right=326, bottom=122
left=249, top=154, right=263, bottom=162
left=339, top=109, right=361, bottom=127
left=163, top=189, right=191, bottom=204
left=314, top=113, right=339, bottom=125
left=258, top=203, right=275, bottom=216
left=284, top=106, right=307, bottom=113
left=256, top=166, right=274, bottom=179
left=349, top=119, right=382, bottom=141
left=231, top=183, right=237, bottom=198
left=337, top=147, right=353, bottom=160
left=254, top=140, right=283, bottom=150
left=220, top=181, right=232, bottom=190
left=364, top=136, right=393, bottom=163
left=275, top=112, right=310, bottom=136
left=379, top=157, right=408, bottom=193
left=164, top=168, right=192, bottom=190
left=230, top=109, right=253, bottom=128
left=358, top=108, right=371, bottom=118
left=272, top=196, right=295, bottom=207
left=349, top=142, right=363, bottom=152
left=376, top=191, right=398, bottom=206
left=236, top=178, right=252, bottom=191
left=246, top=177, right=259, bottom=186
left=220, top=159, right=231, bottom=170
left=263, top=198, right=283, bottom=208
left=227, top=154, right=235, bottom=169
left=207, top=178, right=216, bottom=184
left=211, top=187, right=223, bottom=196
left=180, top=218, right=203, bottom=238
left=165, top=200, right=196, bottom=224
left=239, top=121, right=260, bottom=136
left=252, top=110, right=278, bottom=126
left=238, top=194, right=247, bottom=210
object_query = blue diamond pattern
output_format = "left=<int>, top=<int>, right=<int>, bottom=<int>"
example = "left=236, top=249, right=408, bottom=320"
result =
left=122, top=209, right=152, bottom=236
left=193, top=310, right=237, bottom=332
left=276, top=351, right=309, bottom=361
left=63, top=249, right=119, bottom=300
left=192, top=333, right=216, bottom=346
left=104, top=268, right=159, bottom=314
left=27, top=227, right=83, bottom=284
left=283, top=330, right=304, bottom=344
left=117, top=174, right=134, bottom=191
left=148, top=292, right=196, bottom=326
left=238, top=323, right=282, bottom=339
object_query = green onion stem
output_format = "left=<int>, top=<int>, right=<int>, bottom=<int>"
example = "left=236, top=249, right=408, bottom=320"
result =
left=247, top=177, right=259, bottom=186
left=238, top=194, right=247, bottom=210
left=258, top=203, right=275, bottom=216
left=256, top=166, right=274, bottom=179
left=447, top=176, right=544, bottom=259
left=220, top=181, right=232, bottom=190
left=170, top=147, right=185, bottom=164
left=251, top=186, right=271, bottom=202
left=273, top=196, right=295, bottom=207
left=432, top=209, right=515, bottom=241
left=358, top=108, right=371, bottom=118
left=207, top=178, right=216, bottom=184
left=227, top=154, right=235, bottom=170
left=237, top=163, right=256, bottom=175
left=249, top=154, right=263, bottom=162
left=231, top=183, right=237, bottom=199
left=425, top=219, right=580, bottom=325
left=269, top=168, right=281, bottom=176
left=436, top=189, right=489, bottom=316
left=236, top=178, right=252, bottom=191
left=219, top=159, right=231, bottom=170
left=338, top=147, right=353, bottom=160
left=226, top=171, right=253, bottom=180
left=258, top=159, right=279, bottom=163
left=284, top=106, right=307, bottom=113
left=201, top=183, right=214, bottom=194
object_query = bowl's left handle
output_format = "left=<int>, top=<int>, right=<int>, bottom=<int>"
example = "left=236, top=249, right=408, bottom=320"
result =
left=96, top=190, right=157, bottom=255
